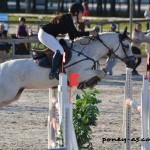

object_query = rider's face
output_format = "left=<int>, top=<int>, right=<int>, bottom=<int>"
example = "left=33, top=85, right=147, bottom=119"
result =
left=78, top=12, right=83, bottom=20
left=136, top=24, right=142, bottom=32
left=19, top=21, right=24, bottom=25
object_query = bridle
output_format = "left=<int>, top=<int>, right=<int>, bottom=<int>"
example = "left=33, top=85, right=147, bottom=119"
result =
left=96, top=34, right=134, bottom=63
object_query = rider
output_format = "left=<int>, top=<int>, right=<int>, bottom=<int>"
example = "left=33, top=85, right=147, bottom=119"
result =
left=38, top=2, right=97, bottom=80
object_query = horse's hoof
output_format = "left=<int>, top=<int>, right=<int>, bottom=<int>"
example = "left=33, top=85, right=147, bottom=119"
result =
left=102, top=68, right=107, bottom=74
left=49, top=73, right=55, bottom=80
left=85, top=76, right=100, bottom=88
left=77, top=82, right=87, bottom=90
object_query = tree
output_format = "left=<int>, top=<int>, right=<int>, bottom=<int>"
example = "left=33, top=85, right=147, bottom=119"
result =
left=110, top=0, right=116, bottom=16
left=127, top=0, right=129, bottom=17
left=16, top=0, right=20, bottom=11
left=57, top=0, right=61, bottom=11
left=60, top=0, right=64, bottom=12
left=133, top=0, right=135, bottom=17
left=103, top=0, right=107, bottom=16
left=96, top=0, right=102, bottom=16
left=45, top=0, right=49, bottom=13
left=79, top=0, right=82, bottom=3
left=0, top=0, right=8, bottom=12
left=26, top=0, right=31, bottom=13
left=137, top=0, right=141, bottom=16
left=32, top=0, right=36, bottom=12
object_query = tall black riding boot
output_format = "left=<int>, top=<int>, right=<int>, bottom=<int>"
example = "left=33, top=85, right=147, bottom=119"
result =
left=49, top=50, right=62, bottom=80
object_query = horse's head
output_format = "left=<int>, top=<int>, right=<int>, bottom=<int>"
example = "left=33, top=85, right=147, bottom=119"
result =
left=114, top=27, right=135, bottom=68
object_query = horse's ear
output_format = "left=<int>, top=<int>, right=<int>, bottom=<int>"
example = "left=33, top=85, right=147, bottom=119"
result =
left=121, top=26, right=128, bottom=40
left=123, top=26, right=128, bottom=36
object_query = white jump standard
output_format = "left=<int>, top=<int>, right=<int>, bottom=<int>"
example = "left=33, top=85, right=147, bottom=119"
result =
left=48, top=73, right=78, bottom=150
left=123, top=68, right=150, bottom=150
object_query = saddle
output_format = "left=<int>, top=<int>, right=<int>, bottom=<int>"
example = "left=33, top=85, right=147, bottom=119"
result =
left=32, top=39, right=72, bottom=68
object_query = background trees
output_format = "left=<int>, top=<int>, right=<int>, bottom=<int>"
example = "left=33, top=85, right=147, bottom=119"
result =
left=0, top=0, right=8, bottom=12
left=0, top=0, right=148, bottom=17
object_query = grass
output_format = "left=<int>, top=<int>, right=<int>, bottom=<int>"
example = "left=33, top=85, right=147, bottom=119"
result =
left=9, top=16, right=52, bottom=22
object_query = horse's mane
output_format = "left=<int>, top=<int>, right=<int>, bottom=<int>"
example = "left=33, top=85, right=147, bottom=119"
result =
left=73, top=32, right=119, bottom=45
left=65, top=32, right=120, bottom=54
left=74, top=32, right=118, bottom=42
left=99, top=32, right=118, bottom=36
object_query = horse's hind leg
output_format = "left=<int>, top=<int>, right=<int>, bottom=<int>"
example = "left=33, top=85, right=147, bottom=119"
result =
left=0, top=87, right=24, bottom=108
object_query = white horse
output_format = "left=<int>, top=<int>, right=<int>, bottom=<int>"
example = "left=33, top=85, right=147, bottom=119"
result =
left=0, top=29, right=135, bottom=108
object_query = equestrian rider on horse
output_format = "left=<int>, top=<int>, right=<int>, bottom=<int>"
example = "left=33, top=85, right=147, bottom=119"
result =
left=38, top=2, right=97, bottom=80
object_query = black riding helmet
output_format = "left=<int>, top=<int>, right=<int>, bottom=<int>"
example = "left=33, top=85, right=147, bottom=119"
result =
left=69, top=2, right=84, bottom=16
left=19, top=17, right=26, bottom=22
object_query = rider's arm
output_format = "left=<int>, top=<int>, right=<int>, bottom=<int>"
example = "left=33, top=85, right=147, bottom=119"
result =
left=63, top=14, right=89, bottom=40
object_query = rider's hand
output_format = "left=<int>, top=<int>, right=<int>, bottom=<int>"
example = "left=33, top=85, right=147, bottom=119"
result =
left=90, top=30, right=98, bottom=37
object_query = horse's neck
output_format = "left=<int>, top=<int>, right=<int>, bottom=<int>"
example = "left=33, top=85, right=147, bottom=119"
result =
left=100, top=32, right=120, bottom=52
left=68, top=33, right=119, bottom=60
left=99, top=32, right=118, bottom=46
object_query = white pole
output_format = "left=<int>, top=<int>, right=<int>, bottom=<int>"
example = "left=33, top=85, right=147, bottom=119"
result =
left=58, top=74, right=70, bottom=148
left=141, top=76, right=149, bottom=150
left=123, top=68, right=132, bottom=150
left=129, top=0, right=133, bottom=38
left=48, top=88, right=57, bottom=148
left=48, top=74, right=78, bottom=150
left=70, top=102, right=78, bottom=150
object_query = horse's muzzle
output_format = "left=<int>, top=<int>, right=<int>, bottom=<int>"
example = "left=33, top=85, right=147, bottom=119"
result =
left=124, top=56, right=136, bottom=69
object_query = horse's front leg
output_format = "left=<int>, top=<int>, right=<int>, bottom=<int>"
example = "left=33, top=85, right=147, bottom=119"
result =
left=78, top=69, right=106, bottom=89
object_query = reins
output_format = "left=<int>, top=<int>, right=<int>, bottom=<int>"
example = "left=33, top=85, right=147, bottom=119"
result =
left=65, top=36, right=98, bottom=69
left=65, top=47, right=97, bottom=69
left=78, top=36, right=95, bottom=56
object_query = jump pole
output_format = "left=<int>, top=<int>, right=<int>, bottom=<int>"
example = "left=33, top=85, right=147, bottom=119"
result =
left=141, top=76, right=150, bottom=150
left=123, top=68, right=150, bottom=150
left=58, top=73, right=78, bottom=150
left=123, top=68, right=132, bottom=150
left=126, top=99, right=141, bottom=113
left=48, top=87, right=58, bottom=148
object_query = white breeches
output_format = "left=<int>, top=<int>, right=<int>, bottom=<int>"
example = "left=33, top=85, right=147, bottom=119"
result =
left=38, top=28, right=64, bottom=55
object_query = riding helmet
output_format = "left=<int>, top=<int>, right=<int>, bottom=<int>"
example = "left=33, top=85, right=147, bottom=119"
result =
left=19, top=17, right=26, bottom=22
left=69, top=3, right=84, bottom=15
